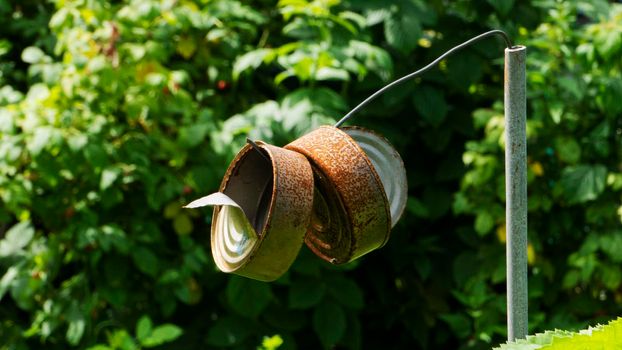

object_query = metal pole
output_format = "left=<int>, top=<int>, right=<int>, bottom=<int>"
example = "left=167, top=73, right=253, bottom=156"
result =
left=505, top=45, right=527, bottom=341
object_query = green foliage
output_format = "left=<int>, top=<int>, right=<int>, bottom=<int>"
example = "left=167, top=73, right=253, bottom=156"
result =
left=258, top=335, right=284, bottom=350
left=85, top=315, right=182, bottom=350
left=455, top=1, right=622, bottom=348
left=494, top=317, right=622, bottom=349
left=0, top=0, right=620, bottom=349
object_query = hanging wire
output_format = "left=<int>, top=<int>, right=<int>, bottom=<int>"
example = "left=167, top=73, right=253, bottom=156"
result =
left=334, top=29, right=513, bottom=127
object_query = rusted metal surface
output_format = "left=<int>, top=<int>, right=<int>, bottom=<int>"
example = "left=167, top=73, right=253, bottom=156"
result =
left=211, top=142, right=314, bottom=281
left=505, top=45, right=528, bottom=341
left=343, top=127, right=407, bottom=227
left=285, top=126, right=391, bottom=264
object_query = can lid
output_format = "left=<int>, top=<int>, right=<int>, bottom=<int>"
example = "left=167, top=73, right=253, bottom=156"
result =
left=185, top=192, right=257, bottom=265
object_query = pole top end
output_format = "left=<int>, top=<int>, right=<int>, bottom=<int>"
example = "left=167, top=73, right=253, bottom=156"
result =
left=506, top=45, right=526, bottom=53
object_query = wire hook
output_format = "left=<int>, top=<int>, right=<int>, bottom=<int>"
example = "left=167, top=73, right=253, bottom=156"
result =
left=334, top=29, right=513, bottom=127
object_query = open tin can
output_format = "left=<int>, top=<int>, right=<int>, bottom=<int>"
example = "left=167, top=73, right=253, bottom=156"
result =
left=210, top=142, right=314, bottom=281
left=186, top=125, right=406, bottom=280
left=286, top=125, right=406, bottom=264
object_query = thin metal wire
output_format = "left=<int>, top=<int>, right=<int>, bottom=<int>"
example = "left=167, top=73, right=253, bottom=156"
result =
left=246, top=137, right=271, bottom=162
left=334, top=29, right=513, bottom=127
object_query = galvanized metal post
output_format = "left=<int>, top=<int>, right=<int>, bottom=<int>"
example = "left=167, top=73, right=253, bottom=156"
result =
left=505, top=45, right=527, bottom=341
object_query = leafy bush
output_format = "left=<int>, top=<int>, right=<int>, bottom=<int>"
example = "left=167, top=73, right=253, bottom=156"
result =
left=0, top=0, right=620, bottom=349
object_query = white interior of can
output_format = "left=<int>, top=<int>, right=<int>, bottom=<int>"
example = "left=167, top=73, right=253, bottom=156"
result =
left=344, top=128, right=408, bottom=227
left=215, top=205, right=257, bottom=264
left=216, top=147, right=274, bottom=265
left=222, top=147, right=273, bottom=234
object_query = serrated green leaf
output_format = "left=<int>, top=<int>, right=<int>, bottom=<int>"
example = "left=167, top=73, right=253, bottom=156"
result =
left=493, top=317, right=622, bottom=349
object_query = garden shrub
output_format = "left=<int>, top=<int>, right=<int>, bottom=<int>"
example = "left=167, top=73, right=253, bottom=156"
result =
left=0, top=0, right=620, bottom=349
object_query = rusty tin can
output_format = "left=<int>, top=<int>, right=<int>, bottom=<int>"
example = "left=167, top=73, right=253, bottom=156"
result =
left=211, top=142, right=314, bottom=281
left=285, top=126, right=392, bottom=264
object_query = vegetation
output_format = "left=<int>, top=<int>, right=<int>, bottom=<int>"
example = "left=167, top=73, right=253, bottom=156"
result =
left=495, top=317, right=622, bottom=349
left=0, top=0, right=621, bottom=349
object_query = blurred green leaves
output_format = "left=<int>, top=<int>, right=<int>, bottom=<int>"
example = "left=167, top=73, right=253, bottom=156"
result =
left=87, top=315, right=182, bottom=350
left=1, top=0, right=620, bottom=349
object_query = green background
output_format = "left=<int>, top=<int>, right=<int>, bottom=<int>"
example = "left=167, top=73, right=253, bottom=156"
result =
left=1, top=0, right=622, bottom=349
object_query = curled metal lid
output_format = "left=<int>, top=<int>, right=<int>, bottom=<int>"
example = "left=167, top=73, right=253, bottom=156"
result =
left=342, top=126, right=407, bottom=227
left=186, top=192, right=258, bottom=266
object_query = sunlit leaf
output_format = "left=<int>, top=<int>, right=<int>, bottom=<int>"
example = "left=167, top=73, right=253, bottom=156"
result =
left=141, top=324, right=182, bottom=347
left=0, top=221, right=34, bottom=257
left=136, top=315, right=153, bottom=341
